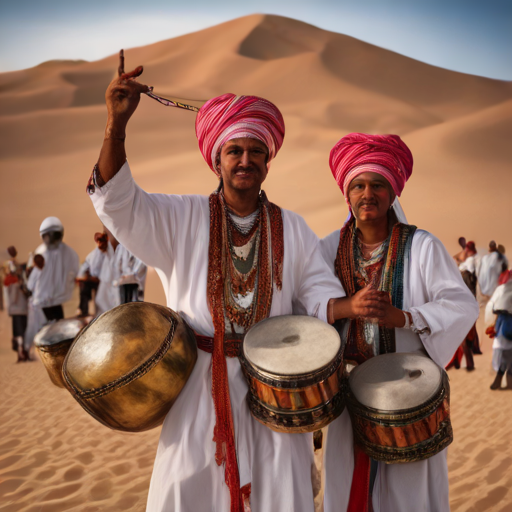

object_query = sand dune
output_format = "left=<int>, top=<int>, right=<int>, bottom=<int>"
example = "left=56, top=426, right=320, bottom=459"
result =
left=1, top=13, right=511, bottom=512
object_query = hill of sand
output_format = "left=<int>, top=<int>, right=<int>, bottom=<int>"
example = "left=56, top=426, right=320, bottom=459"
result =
left=0, top=13, right=511, bottom=512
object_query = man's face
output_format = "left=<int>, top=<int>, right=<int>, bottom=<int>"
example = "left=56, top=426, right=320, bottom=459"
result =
left=348, top=172, right=394, bottom=222
left=42, top=230, right=63, bottom=248
left=218, top=138, right=269, bottom=193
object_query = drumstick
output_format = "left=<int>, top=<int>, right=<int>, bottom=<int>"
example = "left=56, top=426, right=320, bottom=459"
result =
left=145, top=88, right=204, bottom=113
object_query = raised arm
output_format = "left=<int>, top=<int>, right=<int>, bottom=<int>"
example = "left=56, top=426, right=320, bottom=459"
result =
left=96, top=50, right=150, bottom=186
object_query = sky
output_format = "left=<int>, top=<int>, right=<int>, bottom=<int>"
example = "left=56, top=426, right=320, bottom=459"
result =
left=0, top=0, right=511, bottom=80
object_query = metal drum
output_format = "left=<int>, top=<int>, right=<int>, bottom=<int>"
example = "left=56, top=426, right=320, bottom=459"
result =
left=34, top=318, right=86, bottom=388
left=62, top=302, right=197, bottom=432
left=346, top=352, right=453, bottom=464
left=240, top=315, right=345, bottom=433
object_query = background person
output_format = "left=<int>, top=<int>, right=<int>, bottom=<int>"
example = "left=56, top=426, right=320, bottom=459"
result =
left=32, top=217, right=79, bottom=321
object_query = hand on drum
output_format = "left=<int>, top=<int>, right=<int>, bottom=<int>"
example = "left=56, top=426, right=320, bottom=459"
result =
left=104, top=50, right=151, bottom=138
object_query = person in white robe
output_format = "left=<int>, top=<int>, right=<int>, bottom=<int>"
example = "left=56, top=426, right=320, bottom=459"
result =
left=94, top=232, right=121, bottom=316
left=25, top=255, right=47, bottom=357
left=87, top=53, right=345, bottom=512
left=76, top=232, right=108, bottom=316
left=32, top=217, right=79, bottom=321
left=485, top=280, right=512, bottom=390
left=478, top=241, right=508, bottom=297
left=114, top=244, right=147, bottom=303
left=320, top=133, right=479, bottom=512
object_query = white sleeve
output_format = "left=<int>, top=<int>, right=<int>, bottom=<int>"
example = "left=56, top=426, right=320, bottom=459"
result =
left=409, top=234, right=480, bottom=367
left=290, top=215, right=345, bottom=322
left=89, top=161, right=206, bottom=273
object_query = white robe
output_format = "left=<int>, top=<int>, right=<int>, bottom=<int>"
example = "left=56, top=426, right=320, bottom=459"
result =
left=478, top=251, right=507, bottom=297
left=320, top=228, right=479, bottom=512
left=485, top=282, right=512, bottom=372
left=78, top=247, right=106, bottom=279
left=95, top=243, right=121, bottom=316
left=90, top=162, right=345, bottom=512
left=32, top=242, right=79, bottom=308
left=25, top=267, right=47, bottom=351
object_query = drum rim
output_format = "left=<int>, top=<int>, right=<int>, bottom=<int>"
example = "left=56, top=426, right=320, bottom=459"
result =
left=239, top=344, right=344, bottom=389
left=62, top=303, right=179, bottom=400
left=247, top=388, right=345, bottom=433
left=33, top=319, right=85, bottom=347
left=346, top=371, right=449, bottom=422
left=36, top=338, right=74, bottom=352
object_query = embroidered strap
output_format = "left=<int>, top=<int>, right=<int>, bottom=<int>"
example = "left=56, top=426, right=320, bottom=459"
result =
left=206, top=190, right=283, bottom=512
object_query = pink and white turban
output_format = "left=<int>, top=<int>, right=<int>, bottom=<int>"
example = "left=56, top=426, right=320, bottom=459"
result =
left=195, top=93, right=285, bottom=175
left=329, top=133, right=413, bottom=204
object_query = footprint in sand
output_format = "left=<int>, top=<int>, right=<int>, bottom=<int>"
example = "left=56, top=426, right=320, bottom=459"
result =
left=89, top=479, right=113, bottom=501
left=0, top=478, right=24, bottom=497
left=473, top=486, right=509, bottom=510
left=76, top=451, right=94, bottom=465
left=109, top=462, right=131, bottom=476
left=64, top=465, right=85, bottom=481
left=0, top=439, right=21, bottom=452
left=486, top=458, right=512, bottom=485
left=0, top=454, right=24, bottom=470
left=42, top=482, right=82, bottom=501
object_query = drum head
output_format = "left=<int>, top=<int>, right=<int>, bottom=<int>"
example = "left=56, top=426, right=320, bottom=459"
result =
left=34, top=318, right=85, bottom=347
left=349, top=352, right=443, bottom=411
left=243, top=315, right=341, bottom=376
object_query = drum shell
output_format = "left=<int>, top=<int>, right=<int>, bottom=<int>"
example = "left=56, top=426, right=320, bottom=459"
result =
left=240, top=348, right=345, bottom=433
left=62, top=304, right=197, bottom=432
left=36, top=339, right=74, bottom=388
left=347, top=370, right=453, bottom=463
left=34, top=319, right=86, bottom=388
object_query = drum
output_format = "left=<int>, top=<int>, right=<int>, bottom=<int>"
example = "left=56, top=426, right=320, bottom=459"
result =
left=240, top=315, right=345, bottom=433
left=62, top=302, right=197, bottom=432
left=34, top=318, right=86, bottom=388
left=346, top=352, right=453, bottom=464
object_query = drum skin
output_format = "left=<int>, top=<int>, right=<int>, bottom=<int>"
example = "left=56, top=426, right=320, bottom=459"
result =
left=240, top=315, right=345, bottom=434
left=34, top=318, right=86, bottom=388
left=62, top=303, right=197, bottom=432
left=346, top=353, right=453, bottom=464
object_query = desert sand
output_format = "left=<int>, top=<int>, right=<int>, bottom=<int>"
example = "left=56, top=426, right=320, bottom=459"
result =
left=0, top=13, right=511, bottom=512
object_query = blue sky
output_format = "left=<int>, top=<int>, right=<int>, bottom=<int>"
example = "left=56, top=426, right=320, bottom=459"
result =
left=1, top=0, right=511, bottom=79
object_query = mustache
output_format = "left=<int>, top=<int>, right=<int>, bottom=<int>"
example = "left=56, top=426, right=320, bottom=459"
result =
left=357, top=201, right=378, bottom=208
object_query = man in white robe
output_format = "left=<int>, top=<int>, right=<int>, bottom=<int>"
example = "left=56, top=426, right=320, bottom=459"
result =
left=320, top=133, right=479, bottom=512
left=478, top=241, right=508, bottom=297
left=87, top=52, right=345, bottom=512
left=32, top=217, right=79, bottom=321
left=76, top=232, right=108, bottom=316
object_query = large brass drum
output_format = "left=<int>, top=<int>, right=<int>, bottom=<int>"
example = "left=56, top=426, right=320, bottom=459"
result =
left=62, top=302, right=197, bottom=432
left=346, top=352, right=453, bottom=464
left=34, top=318, right=86, bottom=388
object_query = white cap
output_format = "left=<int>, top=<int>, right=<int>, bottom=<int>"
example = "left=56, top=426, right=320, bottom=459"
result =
left=39, top=216, right=64, bottom=235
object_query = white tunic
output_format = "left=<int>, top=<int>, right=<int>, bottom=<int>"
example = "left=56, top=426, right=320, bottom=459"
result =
left=320, top=228, right=479, bottom=512
left=90, top=162, right=345, bottom=512
left=485, top=281, right=512, bottom=372
left=478, top=251, right=507, bottom=296
left=25, top=267, right=47, bottom=351
left=78, top=247, right=106, bottom=279
left=32, top=242, right=79, bottom=308
left=95, top=243, right=121, bottom=316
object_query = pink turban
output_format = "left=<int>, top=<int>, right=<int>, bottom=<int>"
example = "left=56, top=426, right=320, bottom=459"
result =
left=329, top=133, right=413, bottom=204
left=195, top=93, right=285, bottom=175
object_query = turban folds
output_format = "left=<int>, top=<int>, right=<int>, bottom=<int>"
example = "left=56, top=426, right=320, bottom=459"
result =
left=329, top=133, right=413, bottom=204
left=195, top=93, right=285, bottom=175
